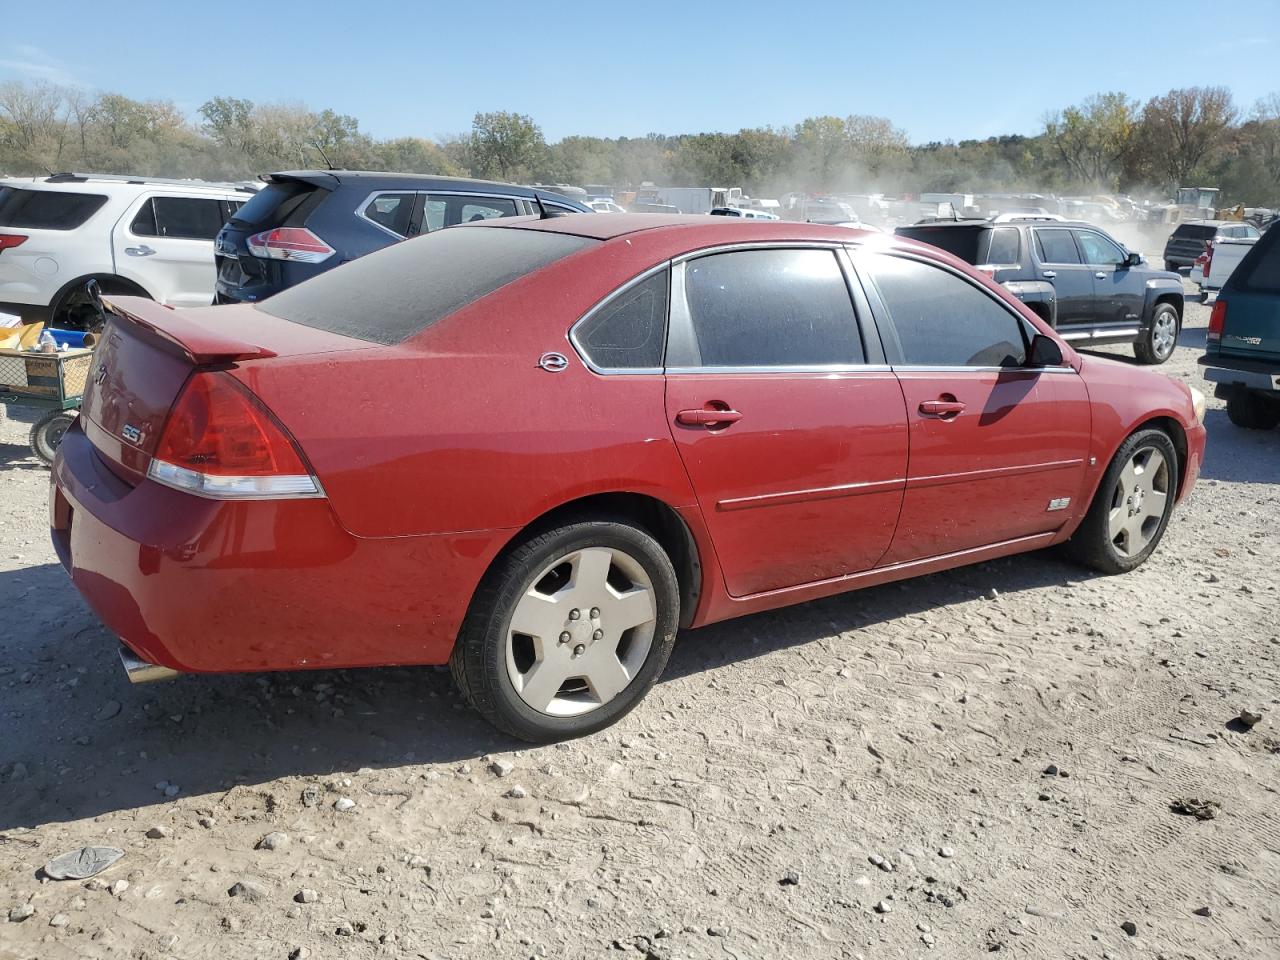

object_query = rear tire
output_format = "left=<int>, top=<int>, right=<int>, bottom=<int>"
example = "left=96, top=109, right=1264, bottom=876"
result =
left=1065, top=428, right=1178, bottom=575
left=1134, top=303, right=1179, bottom=364
left=30, top=411, right=77, bottom=466
left=1225, top=391, right=1280, bottom=430
left=450, top=517, right=680, bottom=743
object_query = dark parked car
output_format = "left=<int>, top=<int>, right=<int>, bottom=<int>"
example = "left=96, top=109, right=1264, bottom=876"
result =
left=1162, top=219, right=1261, bottom=273
left=1199, top=218, right=1280, bottom=429
left=213, top=171, right=591, bottom=303
left=896, top=219, right=1184, bottom=364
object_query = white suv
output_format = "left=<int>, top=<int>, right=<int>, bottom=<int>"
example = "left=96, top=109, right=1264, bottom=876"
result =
left=0, top=173, right=258, bottom=327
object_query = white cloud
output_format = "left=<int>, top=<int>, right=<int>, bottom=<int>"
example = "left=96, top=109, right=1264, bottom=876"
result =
left=0, top=44, right=80, bottom=87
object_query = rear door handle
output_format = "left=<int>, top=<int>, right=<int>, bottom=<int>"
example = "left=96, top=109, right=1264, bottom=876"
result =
left=1095, top=271, right=1106, bottom=279
left=1042, top=270, right=1056, bottom=279
left=675, top=408, right=743, bottom=426
left=919, top=400, right=966, bottom=417
left=125, top=245, right=155, bottom=257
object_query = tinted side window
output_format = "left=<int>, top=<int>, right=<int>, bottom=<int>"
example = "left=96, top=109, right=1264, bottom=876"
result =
left=985, top=227, right=1020, bottom=264
left=1076, top=231, right=1125, bottom=265
left=361, top=192, right=414, bottom=236
left=575, top=271, right=668, bottom=369
left=862, top=254, right=1027, bottom=367
left=149, top=197, right=225, bottom=240
left=674, top=248, right=862, bottom=367
left=1034, top=228, right=1082, bottom=264
left=0, top=187, right=107, bottom=230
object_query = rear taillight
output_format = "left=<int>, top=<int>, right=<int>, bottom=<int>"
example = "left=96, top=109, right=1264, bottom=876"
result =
left=0, top=234, right=28, bottom=254
left=147, top=371, right=322, bottom=499
left=1207, top=300, right=1226, bottom=342
left=245, top=227, right=335, bottom=264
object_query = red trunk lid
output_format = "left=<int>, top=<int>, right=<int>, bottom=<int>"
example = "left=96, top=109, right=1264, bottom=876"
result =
left=80, top=297, right=375, bottom=483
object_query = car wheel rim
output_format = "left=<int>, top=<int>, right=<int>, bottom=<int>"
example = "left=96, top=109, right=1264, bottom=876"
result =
left=505, top=546, right=657, bottom=717
left=1152, top=312, right=1177, bottom=358
left=1107, top=446, right=1170, bottom=558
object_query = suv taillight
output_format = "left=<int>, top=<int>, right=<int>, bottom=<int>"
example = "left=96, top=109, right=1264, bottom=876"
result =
left=0, top=234, right=28, bottom=254
left=147, top=371, right=322, bottom=499
left=1207, top=300, right=1226, bottom=343
left=245, top=227, right=335, bottom=263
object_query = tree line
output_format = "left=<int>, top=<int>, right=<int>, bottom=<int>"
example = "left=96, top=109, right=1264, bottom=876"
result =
left=1, top=81, right=1277, bottom=205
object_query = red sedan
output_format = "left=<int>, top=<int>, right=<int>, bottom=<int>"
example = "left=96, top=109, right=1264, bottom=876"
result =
left=51, top=215, right=1206, bottom=742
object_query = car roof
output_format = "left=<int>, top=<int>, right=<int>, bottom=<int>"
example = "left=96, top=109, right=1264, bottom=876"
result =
left=3, top=173, right=257, bottom=195
left=269, top=170, right=568, bottom=194
left=475, top=212, right=889, bottom=246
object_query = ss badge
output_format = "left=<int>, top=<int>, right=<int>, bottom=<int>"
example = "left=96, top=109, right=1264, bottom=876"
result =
left=1046, top=497, right=1071, bottom=512
left=121, top=424, right=142, bottom=444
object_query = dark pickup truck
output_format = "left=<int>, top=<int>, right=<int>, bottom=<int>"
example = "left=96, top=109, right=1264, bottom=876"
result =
left=897, top=219, right=1185, bottom=364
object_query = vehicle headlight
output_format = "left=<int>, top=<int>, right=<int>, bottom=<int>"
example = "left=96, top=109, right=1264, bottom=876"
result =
left=1189, top=385, right=1206, bottom=424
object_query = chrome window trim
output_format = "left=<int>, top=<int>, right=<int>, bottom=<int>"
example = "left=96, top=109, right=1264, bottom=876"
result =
left=354, top=189, right=419, bottom=240
left=568, top=262, right=671, bottom=376
left=891, top=364, right=1077, bottom=374
left=671, top=239, right=847, bottom=265
left=667, top=364, right=893, bottom=375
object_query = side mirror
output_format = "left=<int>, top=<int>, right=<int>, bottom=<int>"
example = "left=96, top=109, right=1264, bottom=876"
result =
left=1124, top=250, right=1143, bottom=267
left=1028, top=333, right=1063, bottom=368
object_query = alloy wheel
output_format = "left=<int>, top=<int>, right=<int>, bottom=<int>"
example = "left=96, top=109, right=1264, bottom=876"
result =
left=1151, top=311, right=1177, bottom=359
left=1107, top=445, right=1170, bottom=558
left=505, top=546, right=657, bottom=716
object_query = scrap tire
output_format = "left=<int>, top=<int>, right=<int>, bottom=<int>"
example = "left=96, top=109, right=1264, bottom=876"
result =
left=30, top=411, right=77, bottom=466
left=1225, top=391, right=1280, bottom=430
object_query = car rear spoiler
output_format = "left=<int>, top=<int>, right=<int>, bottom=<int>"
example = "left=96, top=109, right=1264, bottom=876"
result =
left=102, top=296, right=277, bottom=364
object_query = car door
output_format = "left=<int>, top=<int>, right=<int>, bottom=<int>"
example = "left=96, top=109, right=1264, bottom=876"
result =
left=1031, top=226, right=1094, bottom=332
left=853, top=250, right=1091, bottom=564
left=112, top=193, right=229, bottom=307
left=663, top=246, right=909, bottom=597
left=1076, top=228, right=1144, bottom=329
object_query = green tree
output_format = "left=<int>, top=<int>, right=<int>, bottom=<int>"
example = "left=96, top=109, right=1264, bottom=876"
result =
left=1135, top=86, right=1236, bottom=187
left=1044, top=92, right=1137, bottom=189
left=469, top=111, right=545, bottom=181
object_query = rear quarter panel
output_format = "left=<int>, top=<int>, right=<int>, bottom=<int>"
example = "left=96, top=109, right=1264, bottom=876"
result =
left=231, top=236, right=700, bottom=540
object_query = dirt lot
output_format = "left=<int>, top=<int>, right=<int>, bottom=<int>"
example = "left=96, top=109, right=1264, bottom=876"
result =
left=1, top=287, right=1277, bottom=960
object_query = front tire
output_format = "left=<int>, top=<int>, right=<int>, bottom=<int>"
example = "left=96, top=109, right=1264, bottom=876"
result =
left=450, top=518, right=680, bottom=742
left=30, top=411, right=77, bottom=466
left=1065, top=428, right=1178, bottom=574
left=1225, top=390, right=1280, bottom=430
left=1134, top=303, right=1179, bottom=364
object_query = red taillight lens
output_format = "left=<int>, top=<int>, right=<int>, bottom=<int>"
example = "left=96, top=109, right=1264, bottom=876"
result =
left=1207, top=300, right=1226, bottom=342
left=245, top=227, right=335, bottom=263
left=148, top=372, right=320, bottom=499
left=0, top=234, right=28, bottom=253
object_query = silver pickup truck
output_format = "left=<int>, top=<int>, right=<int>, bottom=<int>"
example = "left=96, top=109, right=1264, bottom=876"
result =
left=1196, top=236, right=1256, bottom=301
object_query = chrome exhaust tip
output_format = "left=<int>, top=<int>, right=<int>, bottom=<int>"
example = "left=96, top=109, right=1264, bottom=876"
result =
left=118, top=645, right=180, bottom=684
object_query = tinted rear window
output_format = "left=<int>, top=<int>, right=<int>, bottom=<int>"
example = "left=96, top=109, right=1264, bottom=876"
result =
left=1239, top=231, right=1280, bottom=293
left=229, top=182, right=320, bottom=228
left=896, top=227, right=984, bottom=263
left=256, top=226, right=597, bottom=344
left=0, top=187, right=107, bottom=229
left=1174, top=224, right=1217, bottom=240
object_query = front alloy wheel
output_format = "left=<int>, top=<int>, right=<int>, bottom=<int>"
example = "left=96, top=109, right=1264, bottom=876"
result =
left=1134, top=304, right=1179, bottom=364
left=451, top=518, right=679, bottom=742
left=1066, top=428, right=1178, bottom=574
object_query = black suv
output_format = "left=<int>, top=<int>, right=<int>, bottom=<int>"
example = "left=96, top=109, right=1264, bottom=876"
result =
left=896, top=219, right=1184, bottom=364
left=214, top=171, right=591, bottom=304
left=1162, top=219, right=1261, bottom=273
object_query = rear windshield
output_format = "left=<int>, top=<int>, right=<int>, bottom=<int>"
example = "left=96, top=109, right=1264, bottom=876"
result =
left=0, top=187, right=107, bottom=229
left=257, top=226, right=598, bottom=344
left=896, top=226, right=985, bottom=263
left=1239, top=231, right=1280, bottom=292
left=1174, top=224, right=1217, bottom=240
left=229, top=181, right=321, bottom=228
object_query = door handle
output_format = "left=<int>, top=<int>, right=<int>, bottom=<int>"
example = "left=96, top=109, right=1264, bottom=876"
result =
left=1042, top=270, right=1056, bottom=279
left=1095, top=271, right=1106, bottom=279
left=919, top=399, right=966, bottom=418
left=125, top=245, right=156, bottom=257
left=675, top=407, right=743, bottom=427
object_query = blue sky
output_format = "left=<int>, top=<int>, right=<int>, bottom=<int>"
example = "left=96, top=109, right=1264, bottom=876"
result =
left=1, top=0, right=1275, bottom=143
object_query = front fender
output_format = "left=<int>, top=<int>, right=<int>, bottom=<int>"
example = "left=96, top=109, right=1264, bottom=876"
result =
left=1143, top=278, right=1184, bottom=321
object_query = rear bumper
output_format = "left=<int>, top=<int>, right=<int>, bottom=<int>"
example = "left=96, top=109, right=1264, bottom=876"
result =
left=50, top=421, right=498, bottom=674
left=1199, top=355, right=1280, bottom=394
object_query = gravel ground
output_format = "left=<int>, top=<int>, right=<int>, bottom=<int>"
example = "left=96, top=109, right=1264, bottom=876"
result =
left=1, top=286, right=1278, bottom=960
